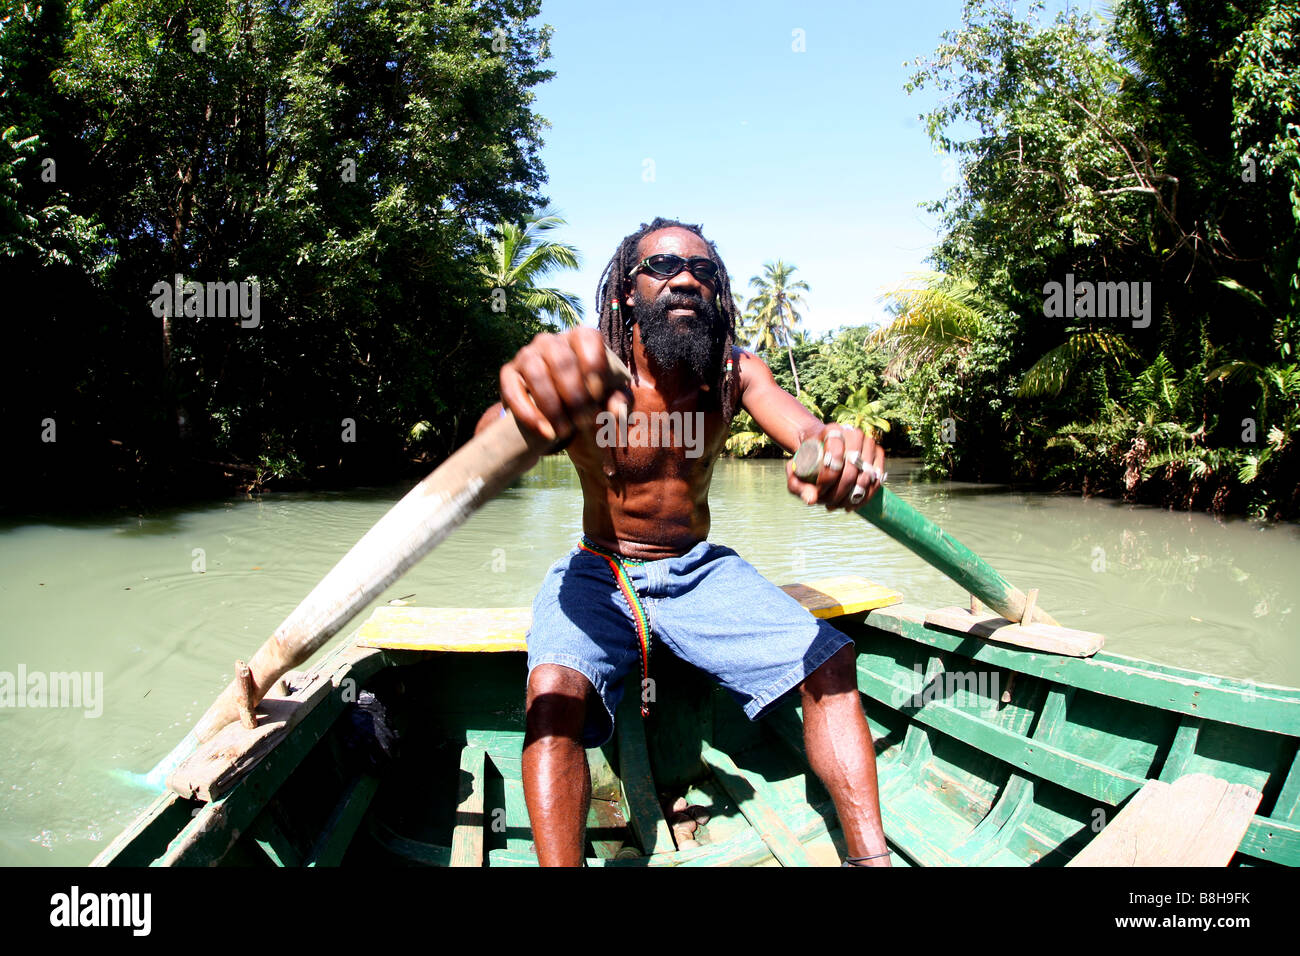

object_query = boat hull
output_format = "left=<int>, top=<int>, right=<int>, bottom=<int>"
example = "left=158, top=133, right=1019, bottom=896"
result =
left=94, top=589, right=1300, bottom=867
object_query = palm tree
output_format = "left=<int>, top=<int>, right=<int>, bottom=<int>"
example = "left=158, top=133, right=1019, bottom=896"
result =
left=831, top=385, right=896, bottom=441
left=872, top=271, right=994, bottom=379
left=745, top=260, right=809, bottom=394
left=1017, top=331, right=1136, bottom=397
left=875, top=270, right=1132, bottom=396
left=477, top=210, right=583, bottom=328
left=726, top=390, right=825, bottom=457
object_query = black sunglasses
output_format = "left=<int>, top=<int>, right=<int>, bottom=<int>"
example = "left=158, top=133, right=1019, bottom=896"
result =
left=628, top=254, right=719, bottom=283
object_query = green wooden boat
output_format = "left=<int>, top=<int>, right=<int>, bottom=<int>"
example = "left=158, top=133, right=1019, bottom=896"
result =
left=93, top=574, right=1300, bottom=868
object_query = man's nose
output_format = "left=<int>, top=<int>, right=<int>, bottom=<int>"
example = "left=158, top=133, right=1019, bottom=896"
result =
left=667, top=267, right=711, bottom=300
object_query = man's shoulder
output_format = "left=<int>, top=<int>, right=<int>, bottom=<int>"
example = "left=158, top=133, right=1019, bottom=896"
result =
left=735, top=347, right=776, bottom=389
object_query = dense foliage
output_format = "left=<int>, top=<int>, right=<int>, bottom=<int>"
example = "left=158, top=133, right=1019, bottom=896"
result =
left=2, top=0, right=554, bottom=509
left=5, top=0, right=1296, bottom=522
left=883, top=0, right=1299, bottom=519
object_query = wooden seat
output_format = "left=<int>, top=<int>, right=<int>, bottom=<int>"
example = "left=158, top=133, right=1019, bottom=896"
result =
left=356, top=575, right=903, bottom=651
left=1067, top=773, right=1262, bottom=867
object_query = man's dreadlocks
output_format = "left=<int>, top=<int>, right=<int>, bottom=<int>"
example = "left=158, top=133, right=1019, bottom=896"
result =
left=595, top=217, right=740, bottom=421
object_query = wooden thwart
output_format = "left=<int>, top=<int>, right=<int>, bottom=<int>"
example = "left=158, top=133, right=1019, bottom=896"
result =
left=357, top=575, right=902, bottom=652
left=1068, top=773, right=1262, bottom=867
left=779, top=576, right=903, bottom=618
left=358, top=605, right=532, bottom=652
left=925, top=604, right=1104, bottom=657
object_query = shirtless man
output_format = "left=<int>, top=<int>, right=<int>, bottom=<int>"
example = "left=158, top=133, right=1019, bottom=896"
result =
left=477, top=217, right=890, bottom=867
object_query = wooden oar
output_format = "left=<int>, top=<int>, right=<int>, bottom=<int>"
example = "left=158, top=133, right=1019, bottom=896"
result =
left=792, top=439, right=1059, bottom=628
left=145, top=352, right=631, bottom=787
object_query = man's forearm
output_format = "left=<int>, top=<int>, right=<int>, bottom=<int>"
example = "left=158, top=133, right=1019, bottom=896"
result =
left=474, top=401, right=506, bottom=437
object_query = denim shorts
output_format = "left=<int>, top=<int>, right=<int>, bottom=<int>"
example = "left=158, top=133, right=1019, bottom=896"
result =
left=525, top=537, right=853, bottom=747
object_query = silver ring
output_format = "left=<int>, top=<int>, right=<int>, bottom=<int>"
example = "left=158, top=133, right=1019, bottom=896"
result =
left=823, top=429, right=843, bottom=445
left=845, top=450, right=865, bottom=471
left=860, top=464, right=886, bottom=484
left=823, top=450, right=844, bottom=472
left=849, top=486, right=867, bottom=505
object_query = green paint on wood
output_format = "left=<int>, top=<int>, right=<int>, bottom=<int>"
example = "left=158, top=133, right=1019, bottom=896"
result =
left=91, top=793, right=198, bottom=867
left=1157, top=716, right=1203, bottom=782
left=306, top=773, right=380, bottom=867
left=855, top=662, right=1148, bottom=806
left=369, top=818, right=451, bottom=866
left=865, top=607, right=1300, bottom=735
left=1239, top=816, right=1300, bottom=866
left=699, top=744, right=816, bottom=867
left=616, top=692, right=675, bottom=854
left=1271, top=749, right=1300, bottom=823
left=250, top=808, right=303, bottom=866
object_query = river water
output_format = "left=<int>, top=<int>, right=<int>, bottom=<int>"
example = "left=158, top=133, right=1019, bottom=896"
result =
left=1, top=457, right=1296, bottom=865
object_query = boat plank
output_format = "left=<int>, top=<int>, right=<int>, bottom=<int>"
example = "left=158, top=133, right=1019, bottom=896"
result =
left=1157, top=715, right=1202, bottom=782
left=359, top=606, right=531, bottom=652
left=450, top=745, right=487, bottom=867
left=699, top=744, right=817, bottom=867
left=779, top=576, right=902, bottom=618
left=250, top=808, right=303, bottom=867
left=357, top=576, right=898, bottom=652
left=91, top=792, right=196, bottom=867
left=1068, top=773, right=1262, bottom=867
left=867, top=606, right=1300, bottom=735
left=306, top=773, right=380, bottom=867
left=616, top=693, right=675, bottom=854
left=855, top=663, right=1148, bottom=805
left=1270, top=749, right=1300, bottom=823
left=925, top=606, right=1104, bottom=657
left=1238, top=816, right=1300, bottom=865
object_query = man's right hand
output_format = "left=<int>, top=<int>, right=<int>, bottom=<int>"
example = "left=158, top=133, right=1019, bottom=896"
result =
left=499, top=328, right=632, bottom=446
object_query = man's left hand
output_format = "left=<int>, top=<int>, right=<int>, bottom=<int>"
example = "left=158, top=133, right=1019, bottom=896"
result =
left=786, top=422, right=886, bottom=512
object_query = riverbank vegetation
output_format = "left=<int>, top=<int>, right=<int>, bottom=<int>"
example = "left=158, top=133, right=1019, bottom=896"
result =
left=734, top=0, right=1299, bottom=521
left=3, top=0, right=556, bottom=510
left=4, top=0, right=1296, bottom=520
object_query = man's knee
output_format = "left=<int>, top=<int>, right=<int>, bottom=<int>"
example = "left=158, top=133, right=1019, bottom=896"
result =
left=800, top=643, right=859, bottom=703
left=525, top=664, right=593, bottom=742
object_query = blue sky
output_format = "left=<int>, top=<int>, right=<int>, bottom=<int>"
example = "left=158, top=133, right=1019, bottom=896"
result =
left=527, top=0, right=1095, bottom=336
left=526, top=0, right=967, bottom=336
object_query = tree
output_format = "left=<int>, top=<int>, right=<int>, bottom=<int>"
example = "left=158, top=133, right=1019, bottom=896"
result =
left=745, top=260, right=809, bottom=394
left=2, top=0, right=557, bottom=507
left=831, top=385, right=896, bottom=441
left=477, top=210, right=583, bottom=329
left=873, top=271, right=995, bottom=377
left=891, top=0, right=1300, bottom=512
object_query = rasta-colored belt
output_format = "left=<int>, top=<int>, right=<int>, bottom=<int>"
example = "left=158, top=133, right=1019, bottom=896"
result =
left=578, top=537, right=651, bottom=718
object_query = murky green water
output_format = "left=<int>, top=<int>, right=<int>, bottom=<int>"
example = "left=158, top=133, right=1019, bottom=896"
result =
left=1, top=457, right=1296, bottom=865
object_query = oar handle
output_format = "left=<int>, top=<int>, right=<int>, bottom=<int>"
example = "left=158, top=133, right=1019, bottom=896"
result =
left=792, top=438, right=1058, bottom=627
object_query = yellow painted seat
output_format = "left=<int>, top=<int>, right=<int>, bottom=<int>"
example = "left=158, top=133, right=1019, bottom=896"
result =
left=356, top=575, right=903, bottom=652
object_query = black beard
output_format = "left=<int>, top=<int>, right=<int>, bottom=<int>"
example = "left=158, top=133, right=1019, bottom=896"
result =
left=633, top=290, right=724, bottom=383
